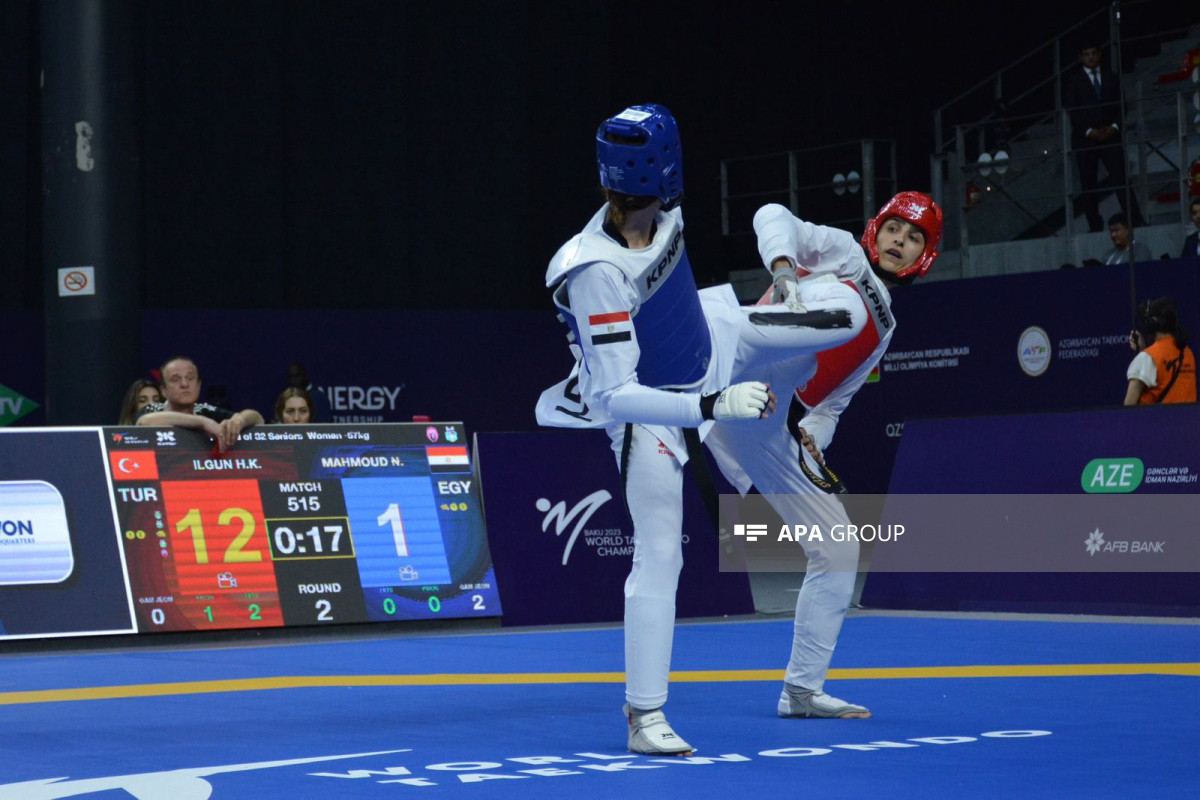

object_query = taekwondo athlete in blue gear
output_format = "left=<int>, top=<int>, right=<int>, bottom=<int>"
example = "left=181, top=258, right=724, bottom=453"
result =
left=535, top=104, right=869, bottom=756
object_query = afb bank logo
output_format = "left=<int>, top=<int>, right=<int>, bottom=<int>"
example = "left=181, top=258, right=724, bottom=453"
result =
left=1082, top=525, right=1164, bottom=557
left=535, top=490, right=623, bottom=565
left=1017, top=326, right=1051, bottom=376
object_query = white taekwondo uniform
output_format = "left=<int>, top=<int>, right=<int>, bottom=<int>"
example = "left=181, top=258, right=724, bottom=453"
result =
left=706, top=203, right=898, bottom=691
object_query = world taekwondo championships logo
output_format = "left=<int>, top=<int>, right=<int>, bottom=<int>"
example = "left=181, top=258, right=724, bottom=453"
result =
left=1017, top=326, right=1051, bottom=376
left=536, top=490, right=623, bottom=565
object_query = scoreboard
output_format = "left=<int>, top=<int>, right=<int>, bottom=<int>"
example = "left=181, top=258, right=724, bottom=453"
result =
left=0, top=423, right=501, bottom=640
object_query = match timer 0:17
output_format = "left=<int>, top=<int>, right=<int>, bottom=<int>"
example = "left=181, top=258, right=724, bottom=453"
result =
left=259, top=481, right=368, bottom=625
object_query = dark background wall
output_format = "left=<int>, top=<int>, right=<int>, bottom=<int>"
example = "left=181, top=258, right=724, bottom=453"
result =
left=5, top=0, right=1167, bottom=315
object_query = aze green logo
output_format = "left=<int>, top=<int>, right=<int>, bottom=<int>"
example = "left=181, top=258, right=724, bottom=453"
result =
left=0, top=383, right=38, bottom=426
left=1081, top=458, right=1144, bottom=493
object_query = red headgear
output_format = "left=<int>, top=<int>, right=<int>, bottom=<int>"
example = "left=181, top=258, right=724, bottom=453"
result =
left=860, top=191, right=944, bottom=280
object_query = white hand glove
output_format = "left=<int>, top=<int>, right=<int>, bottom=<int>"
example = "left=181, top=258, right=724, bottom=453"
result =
left=712, top=381, right=771, bottom=420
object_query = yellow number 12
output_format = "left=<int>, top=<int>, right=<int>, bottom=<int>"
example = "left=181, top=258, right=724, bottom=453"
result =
left=176, top=507, right=263, bottom=565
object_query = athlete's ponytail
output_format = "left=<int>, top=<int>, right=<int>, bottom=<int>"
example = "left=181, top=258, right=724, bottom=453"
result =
left=602, top=188, right=657, bottom=230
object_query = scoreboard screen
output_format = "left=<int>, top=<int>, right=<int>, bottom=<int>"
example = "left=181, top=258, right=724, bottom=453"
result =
left=0, top=423, right=500, bottom=639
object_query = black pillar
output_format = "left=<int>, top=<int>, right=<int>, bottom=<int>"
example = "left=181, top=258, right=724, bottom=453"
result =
left=42, top=0, right=142, bottom=425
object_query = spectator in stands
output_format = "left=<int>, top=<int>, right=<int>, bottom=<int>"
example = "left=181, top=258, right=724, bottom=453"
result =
left=1062, top=42, right=1146, bottom=232
left=117, top=378, right=163, bottom=426
left=137, top=356, right=264, bottom=451
left=1125, top=297, right=1196, bottom=405
left=1180, top=197, right=1200, bottom=260
left=1100, top=213, right=1152, bottom=265
left=285, top=362, right=331, bottom=422
left=273, top=387, right=314, bottom=424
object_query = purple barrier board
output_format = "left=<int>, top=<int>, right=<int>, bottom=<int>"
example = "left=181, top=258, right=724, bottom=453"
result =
left=476, top=430, right=754, bottom=627
left=821, top=258, right=1200, bottom=493
left=860, top=404, right=1200, bottom=616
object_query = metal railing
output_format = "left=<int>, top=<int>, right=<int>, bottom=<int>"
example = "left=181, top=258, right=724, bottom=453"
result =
left=719, top=139, right=897, bottom=238
left=946, top=70, right=1199, bottom=268
left=927, top=0, right=1200, bottom=270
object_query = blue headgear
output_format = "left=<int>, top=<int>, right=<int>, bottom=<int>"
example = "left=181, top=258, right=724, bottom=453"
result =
left=595, top=104, right=684, bottom=209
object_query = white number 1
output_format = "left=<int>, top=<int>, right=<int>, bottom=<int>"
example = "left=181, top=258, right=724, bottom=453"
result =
left=378, top=503, right=409, bottom=556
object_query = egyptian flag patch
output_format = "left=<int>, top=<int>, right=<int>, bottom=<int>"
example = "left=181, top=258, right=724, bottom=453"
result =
left=589, top=311, right=632, bottom=345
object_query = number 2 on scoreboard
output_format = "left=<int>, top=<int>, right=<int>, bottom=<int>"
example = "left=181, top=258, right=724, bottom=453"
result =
left=377, top=503, right=409, bottom=557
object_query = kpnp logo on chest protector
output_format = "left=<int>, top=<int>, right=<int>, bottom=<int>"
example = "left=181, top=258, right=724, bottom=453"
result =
left=646, top=227, right=684, bottom=290
left=857, top=274, right=892, bottom=331
left=629, top=228, right=711, bottom=388
left=796, top=272, right=893, bottom=406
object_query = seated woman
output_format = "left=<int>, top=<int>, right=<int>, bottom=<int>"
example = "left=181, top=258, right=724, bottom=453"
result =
left=273, top=387, right=315, bottom=424
left=118, top=378, right=164, bottom=425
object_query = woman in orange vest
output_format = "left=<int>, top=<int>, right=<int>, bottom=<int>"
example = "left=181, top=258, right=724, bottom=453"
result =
left=1124, top=297, right=1197, bottom=405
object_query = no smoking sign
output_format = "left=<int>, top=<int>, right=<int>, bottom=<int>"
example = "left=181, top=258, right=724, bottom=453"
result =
left=57, top=266, right=96, bottom=297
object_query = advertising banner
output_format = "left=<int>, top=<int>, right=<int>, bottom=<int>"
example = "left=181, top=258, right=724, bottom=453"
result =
left=0, top=429, right=135, bottom=638
left=859, top=404, right=1200, bottom=615
left=817, top=258, right=1200, bottom=493
left=140, top=309, right=568, bottom=434
left=476, top=430, right=754, bottom=627
left=0, top=310, right=44, bottom=427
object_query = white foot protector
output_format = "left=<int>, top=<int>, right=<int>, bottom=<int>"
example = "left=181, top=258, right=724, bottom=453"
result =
left=624, top=704, right=694, bottom=755
left=777, top=686, right=871, bottom=719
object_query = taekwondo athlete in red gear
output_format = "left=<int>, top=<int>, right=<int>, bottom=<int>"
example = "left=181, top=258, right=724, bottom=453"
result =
left=705, top=192, right=944, bottom=719
left=535, top=104, right=868, bottom=756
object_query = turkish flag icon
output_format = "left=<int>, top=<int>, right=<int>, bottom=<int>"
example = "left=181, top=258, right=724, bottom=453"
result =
left=109, top=450, right=159, bottom=481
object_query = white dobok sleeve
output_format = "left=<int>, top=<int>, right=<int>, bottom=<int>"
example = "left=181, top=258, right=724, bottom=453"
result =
left=753, top=203, right=863, bottom=280
left=566, top=262, right=705, bottom=428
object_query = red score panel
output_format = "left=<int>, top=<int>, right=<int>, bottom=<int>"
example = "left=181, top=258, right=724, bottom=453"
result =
left=160, top=479, right=283, bottom=629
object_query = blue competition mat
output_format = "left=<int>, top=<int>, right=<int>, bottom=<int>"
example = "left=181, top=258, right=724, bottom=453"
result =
left=0, top=615, right=1196, bottom=799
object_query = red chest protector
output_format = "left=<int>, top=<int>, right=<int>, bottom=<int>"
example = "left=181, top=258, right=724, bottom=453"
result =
left=756, top=270, right=892, bottom=406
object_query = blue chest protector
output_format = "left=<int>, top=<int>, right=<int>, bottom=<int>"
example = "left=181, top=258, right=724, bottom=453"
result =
left=555, top=230, right=711, bottom=390
left=632, top=246, right=710, bottom=387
